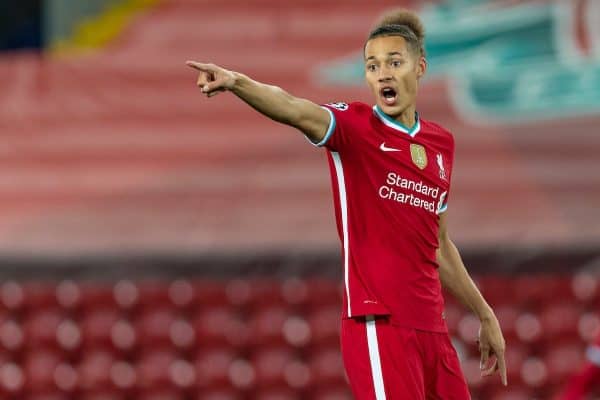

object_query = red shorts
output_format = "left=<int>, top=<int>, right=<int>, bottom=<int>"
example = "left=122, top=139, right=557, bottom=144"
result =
left=341, top=315, right=470, bottom=400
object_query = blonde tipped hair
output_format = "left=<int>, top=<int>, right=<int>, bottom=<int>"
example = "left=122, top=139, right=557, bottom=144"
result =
left=368, top=8, right=426, bottom=57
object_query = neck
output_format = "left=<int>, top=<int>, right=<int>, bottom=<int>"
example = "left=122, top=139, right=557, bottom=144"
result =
left=394, top=105, right=417, bottom=128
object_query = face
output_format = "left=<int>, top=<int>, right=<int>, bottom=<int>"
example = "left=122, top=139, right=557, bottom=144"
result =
left=364, top=36, right=426, bottom=118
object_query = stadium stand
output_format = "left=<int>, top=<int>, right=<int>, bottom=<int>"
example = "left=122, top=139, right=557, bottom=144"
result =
left=0, top=276, right=597, bottom=399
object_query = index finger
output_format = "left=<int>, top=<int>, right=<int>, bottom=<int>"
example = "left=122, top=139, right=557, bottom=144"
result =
left=497, top=352, right=507, bottom=386
left=186, top=61, right=218, bottom=72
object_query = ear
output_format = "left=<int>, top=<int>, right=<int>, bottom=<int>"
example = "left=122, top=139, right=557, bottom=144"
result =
left=416, top=56, right=427, bottom=79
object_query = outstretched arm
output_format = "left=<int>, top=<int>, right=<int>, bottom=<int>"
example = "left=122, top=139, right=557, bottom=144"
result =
left=186, top=61, right=331, bottom=144
left=436, top=212, right=507, bottom=386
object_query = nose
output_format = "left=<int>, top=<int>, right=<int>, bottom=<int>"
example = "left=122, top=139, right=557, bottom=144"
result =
left=377, top=65, right=392, bottom=82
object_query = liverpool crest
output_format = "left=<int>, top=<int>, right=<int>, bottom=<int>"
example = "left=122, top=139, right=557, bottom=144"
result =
left=410, top=144, right=428, bottom=170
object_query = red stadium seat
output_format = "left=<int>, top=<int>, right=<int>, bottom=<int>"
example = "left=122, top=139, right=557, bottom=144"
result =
left=80, top=390, right=126, bottom=400
left=307, top=305, right=340, bottom=349
left=193, top=307, right=247, bottom=349
left=254, top=387, right=302, bottom=400
left=308, top=347, right=347, bottom=389
left=305, top=279, right=342, bottom=310
left=22, top=309, right=64, bottom=350
left=80, top=308, right=133, bottom=353
left=168, top=279, right=196, bottom=311
left=79, top=284, right=116, bottom=311
left=193, top=281, right=228, bottom=308
left=247, top=306, right=290, bottom=347
left=194, top=347, right=237, bottom=390
left=113, top=280, right=140, bottom=312
left=544, top=341, right=585, bottom=383
left=27, top=392, right=71, bottom=400
left=539, top=303, right=581, bottom=342
left=312, top=387, right=354, bottom=400
left=476, top=277, right=512, bottom=308
left=280, top=277, right=310, bottom=310
left=196, top=388, right=243, bottom=400
left=494, top=305, right=519, bottom=343
left=571, top=272, right=599, bottom=304
left=136, top=349, right=178, bottom=391
left=78, top=349, right=117, bottom=392
left=0, top=281, right=25, bottom=313
left=21, top=282, right=59, bottom=312
left=519, top=356, right=548, bottom=389
left=514, top=312, right=543, bottom=345
left=55, top=280, right=82, bottom=312
left=22, top=350, right=77, bottom=396
left=0, top=316, right=23, bottom=353
left=135, top=306, right=177, bottom=348
left=251, top=346, right=297, bottom=389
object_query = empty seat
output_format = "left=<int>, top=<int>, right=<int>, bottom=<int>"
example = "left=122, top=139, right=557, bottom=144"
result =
left=193, top=307, right=247, bottom=349
left=307, top=305, right=339, bottom=349
left=78, top=349, right=117, bottom=392
left=194, top=347, right=237, bottom=390
left=308, top=347, right=346, bottom=389
left=251, top=346, right=298, bottom=389
left=247, top=306, right=289, bottom=347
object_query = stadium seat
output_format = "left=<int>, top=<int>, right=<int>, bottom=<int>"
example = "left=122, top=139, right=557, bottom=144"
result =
left=55, top=280, right=82, bottom=312
left=307, top=305, right=340, bottom=349
left=135, top=306, right=177, bottom=348
left=197, top=388, right=243, bottom=400
left=78, top=349, right=117, bottom=392
left=168, top=279, right=196, bottom=311
left=247, top=306, right=290, bottom=347
left=0, top=316, right=23, bottom=353
left=312, top=386, right=354, bottom=400
left=80, top=308, right=129, bottom=352
left=305, top=279, right=343, bottom=310
left=22, top=349, right=63, bottom=394
left=22, top=309, right=64, bottom=350
left=194, top=347, right=237, bottom=390
left=193, top=281, right=229, bottom=308
left=254, top=387, right=303, bottom=400
left=0, top=281, right=25, bottom=313
left=539, top=303, right=581, bottom=342
left=21, top=282, right=59, bottom=312
left=193, top=307, right=247, bottom=349
left=135, top=349, right=178, bottom=391
left=544, top=341, right=585, bottom=383
left=307, top=346, right=347, bottom=389
left=251, top=346, right=297, bottom=389
left=79, top=284, right=116, bottom=311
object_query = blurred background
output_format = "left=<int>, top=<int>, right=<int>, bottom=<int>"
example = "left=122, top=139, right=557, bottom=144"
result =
left=0, top=0, right=599, bottom=399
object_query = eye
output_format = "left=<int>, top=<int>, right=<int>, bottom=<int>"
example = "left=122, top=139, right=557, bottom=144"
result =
left=391, top=60, right=403, bottom=68
left=367, top=64, right=378, bottom=72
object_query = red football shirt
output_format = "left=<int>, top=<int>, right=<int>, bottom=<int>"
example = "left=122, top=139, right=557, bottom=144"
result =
left=313, top=102, right=454, bottom=332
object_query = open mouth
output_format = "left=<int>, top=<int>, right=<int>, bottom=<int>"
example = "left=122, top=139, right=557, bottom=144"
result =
left=380, top=87, right=397, bottom=106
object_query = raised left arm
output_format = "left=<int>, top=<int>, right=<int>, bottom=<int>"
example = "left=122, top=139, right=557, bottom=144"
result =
left=437, top=212, right=507, bottom=386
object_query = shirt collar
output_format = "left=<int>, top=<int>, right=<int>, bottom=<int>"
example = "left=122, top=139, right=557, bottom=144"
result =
left=373, top=105, right=421, bottom=137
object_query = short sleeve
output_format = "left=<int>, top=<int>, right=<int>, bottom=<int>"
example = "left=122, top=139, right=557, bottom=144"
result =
left=308, top=102, right=357, bottom=152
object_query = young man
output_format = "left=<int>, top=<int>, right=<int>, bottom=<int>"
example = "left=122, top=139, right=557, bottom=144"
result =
left=187, top=8, right=507, bottom=399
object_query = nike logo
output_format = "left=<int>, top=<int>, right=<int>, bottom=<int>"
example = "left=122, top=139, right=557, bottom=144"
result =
left=380, top=142, right=402, bottom=152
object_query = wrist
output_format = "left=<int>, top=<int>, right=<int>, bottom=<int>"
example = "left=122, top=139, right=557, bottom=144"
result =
left=231, top=72, right=246, bottom=91
left=477, top=306, right=495, bottom=322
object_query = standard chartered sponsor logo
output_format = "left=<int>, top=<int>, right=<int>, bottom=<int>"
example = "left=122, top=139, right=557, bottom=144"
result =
left=378, top=172, right=445, bottom=213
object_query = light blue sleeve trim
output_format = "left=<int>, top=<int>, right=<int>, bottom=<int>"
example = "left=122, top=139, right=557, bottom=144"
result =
left=308, top=106, right=336, bottom=147
left=437, top=204, right=449, bottom=214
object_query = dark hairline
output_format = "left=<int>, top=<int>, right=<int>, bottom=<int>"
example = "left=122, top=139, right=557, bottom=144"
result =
left=363, top=34, right=422, bottom=61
